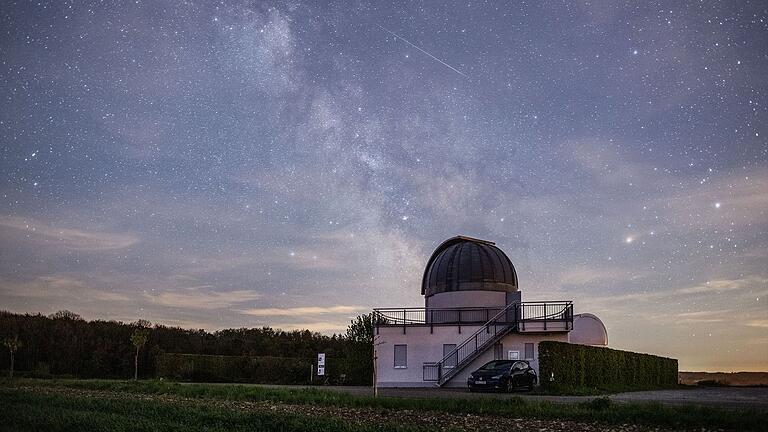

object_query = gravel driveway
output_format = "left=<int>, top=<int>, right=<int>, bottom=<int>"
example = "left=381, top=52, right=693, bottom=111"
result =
left=219, top=383, right=768, bottom=410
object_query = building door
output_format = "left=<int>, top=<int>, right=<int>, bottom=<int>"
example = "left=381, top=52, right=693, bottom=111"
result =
left=493, top=342, right=503, bottom=360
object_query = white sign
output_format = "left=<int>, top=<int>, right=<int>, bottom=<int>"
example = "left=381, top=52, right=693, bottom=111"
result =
left=317, top=353, right=326, bottom=366
left=508, top=350, right=520, bottom=360
left=317, top=366, right=325, bottom=376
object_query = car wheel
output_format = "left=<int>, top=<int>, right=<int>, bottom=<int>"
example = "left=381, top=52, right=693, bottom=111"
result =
left=506, top=378, right=516, bottom=393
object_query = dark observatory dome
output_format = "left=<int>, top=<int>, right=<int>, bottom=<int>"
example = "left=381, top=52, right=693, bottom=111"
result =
left=421, top=236, right=518, bottom=298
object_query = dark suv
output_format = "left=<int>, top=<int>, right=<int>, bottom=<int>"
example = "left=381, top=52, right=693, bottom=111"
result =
left=467, top=360, right=537, bottom=392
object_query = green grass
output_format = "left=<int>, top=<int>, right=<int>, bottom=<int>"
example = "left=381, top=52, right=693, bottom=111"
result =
left=0, top=388, right=424, bottom=432
left=2, top=378, right=767, bottom=431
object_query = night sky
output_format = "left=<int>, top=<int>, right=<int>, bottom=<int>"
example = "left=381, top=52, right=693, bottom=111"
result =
left=1, top=1, right=766, bottom=372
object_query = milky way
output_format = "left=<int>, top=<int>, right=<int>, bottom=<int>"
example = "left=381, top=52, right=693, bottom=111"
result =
left=1, top=1, right=766, bottom=371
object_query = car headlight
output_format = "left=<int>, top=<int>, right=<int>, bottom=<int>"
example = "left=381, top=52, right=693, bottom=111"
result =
left=491, top=374, right=503, bottom=380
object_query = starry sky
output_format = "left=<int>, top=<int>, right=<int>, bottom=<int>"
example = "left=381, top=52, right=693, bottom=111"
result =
left=1, top=1, right=766, bottom=372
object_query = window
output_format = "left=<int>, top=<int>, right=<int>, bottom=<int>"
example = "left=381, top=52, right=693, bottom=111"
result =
left=524, top=343, right=534, bottom=359
left=394, top=344, right=407, bottom=368
left=443, top=344, right=457, bottom=368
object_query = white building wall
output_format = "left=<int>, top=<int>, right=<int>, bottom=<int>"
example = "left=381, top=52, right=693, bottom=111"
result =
left=375, top=325, right=483, bottom=387
left=375, top=325, right=569, bottom=388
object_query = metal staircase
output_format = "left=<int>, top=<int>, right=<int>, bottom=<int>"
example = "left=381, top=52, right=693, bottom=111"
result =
left=425, top=302, right=519, bottom=386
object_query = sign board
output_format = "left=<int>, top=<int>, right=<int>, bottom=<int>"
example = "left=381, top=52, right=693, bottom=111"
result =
left=317, top=353, right=326, bottom=376
left=508, top=350, right=520, bottom=360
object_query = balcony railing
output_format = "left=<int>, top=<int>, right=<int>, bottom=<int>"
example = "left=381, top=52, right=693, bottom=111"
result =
left=373, top=301, right=573, bottom=329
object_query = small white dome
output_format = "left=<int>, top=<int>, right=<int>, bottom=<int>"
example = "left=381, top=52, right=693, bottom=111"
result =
left=569, top=313, right=608, bottom=346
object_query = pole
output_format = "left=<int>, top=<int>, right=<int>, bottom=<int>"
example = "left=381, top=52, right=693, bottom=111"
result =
left=134, top=346, right=139, bottom=380
left=372, top=334, right=384, bottom=397
left=373, top=347, right=378, bottom=397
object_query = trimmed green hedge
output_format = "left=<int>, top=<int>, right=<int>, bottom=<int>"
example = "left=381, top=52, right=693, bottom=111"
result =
left=156, top=353, right=313, bottom=384
left=155, top=353, right=364, bottom=385
left=538, top=341, right=677, bottom=392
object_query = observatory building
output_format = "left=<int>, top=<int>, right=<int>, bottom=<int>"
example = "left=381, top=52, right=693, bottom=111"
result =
left=373, top=236, right=607, bottom=388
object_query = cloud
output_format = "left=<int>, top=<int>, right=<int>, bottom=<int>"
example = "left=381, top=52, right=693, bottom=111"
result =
left=0, top=274, right=131, bottom=303
left=585, top=276, right=766, bottom=307
left=273, top=321, right=350, bottom=333
left=147, top=288, right=263, bottom=310
left=0, top=215, right=139, bottom=251
left=670, top=310, right=734, bottom=324
left=677, top=277, right=768, bottom=294
left=747, top=320, right=768, bottom=328
left=239, top=305, right=368, bottom=317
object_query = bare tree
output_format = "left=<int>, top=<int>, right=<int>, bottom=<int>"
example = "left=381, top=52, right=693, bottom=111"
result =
left=3, top=335, right=22, bottom=378
left=130, top=328, right=150, bottom=380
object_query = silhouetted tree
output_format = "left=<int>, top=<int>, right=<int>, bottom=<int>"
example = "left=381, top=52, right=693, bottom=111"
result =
left=48, top=310, right=83, bottom=320
left=130, top=328, right=149, bottom=380
left=3, top=335, right=22, bottom=378
left=346, top=314, right=375, bottom=344
left=344, top=313, right=374, bottom=385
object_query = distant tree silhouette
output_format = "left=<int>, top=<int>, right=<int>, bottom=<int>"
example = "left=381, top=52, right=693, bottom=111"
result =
left=48, top=310, right=83, bottom=320
left=0, top=310, right=366, bottom=383
left=3, top=335, right=22, bottom=378
left=130, top=328, right=150, bottom=380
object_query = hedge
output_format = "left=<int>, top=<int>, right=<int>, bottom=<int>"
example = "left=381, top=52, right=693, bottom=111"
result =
left=155, top=353, right=363, bottom=385
left=538, top=341, right=678, bottom=392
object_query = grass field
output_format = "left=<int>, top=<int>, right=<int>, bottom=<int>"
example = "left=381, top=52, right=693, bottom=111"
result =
left=1, top=378, right=766, bottom=431
left=0, top=389, right=417, bottom=432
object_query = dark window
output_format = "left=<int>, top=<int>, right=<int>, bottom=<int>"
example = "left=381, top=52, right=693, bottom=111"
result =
left=493, top=343, right=503, bottom=360
left=480, top=360, right=514, bottom=370
left=443, top=344, right=457, bottom=368
left=394, top=344, right=407, bottom=368
left=524, top=343, right=534, bottom=359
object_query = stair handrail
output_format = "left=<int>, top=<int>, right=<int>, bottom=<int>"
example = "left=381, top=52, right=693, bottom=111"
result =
left=434, top=301, right=519, bottom=367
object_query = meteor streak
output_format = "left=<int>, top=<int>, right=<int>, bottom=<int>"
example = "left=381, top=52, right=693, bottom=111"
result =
left=377, top=25, right=468, bottom=79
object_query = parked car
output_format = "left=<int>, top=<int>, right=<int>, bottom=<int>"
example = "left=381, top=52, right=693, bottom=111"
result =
left=467, top=360, right=537, bottom=392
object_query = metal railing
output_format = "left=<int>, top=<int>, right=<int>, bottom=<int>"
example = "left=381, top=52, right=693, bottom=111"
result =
left=373, top=307, right=509, bottom=326
left=423, top=362, right=439, bottom=381
left=373, top=301, right=573, bottom=327
left=518, top=301, right=572, bottom=321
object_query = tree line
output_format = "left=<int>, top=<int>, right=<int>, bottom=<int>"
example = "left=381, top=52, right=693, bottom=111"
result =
left=0, top=310, right=373, bottom=384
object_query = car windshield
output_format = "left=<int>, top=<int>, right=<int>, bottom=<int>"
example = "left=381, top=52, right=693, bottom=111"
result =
left=479, top=361, right=514, bottom=370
